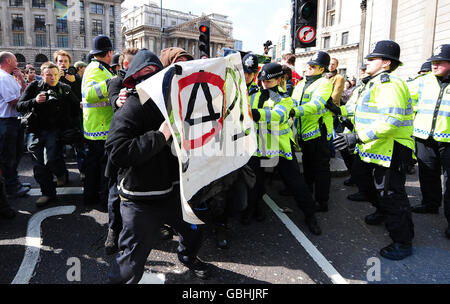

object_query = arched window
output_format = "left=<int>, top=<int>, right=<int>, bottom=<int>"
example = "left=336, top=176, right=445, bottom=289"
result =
left=15, top=53, right=26, bottom=68
left=35, top=54, right=48, bottom=63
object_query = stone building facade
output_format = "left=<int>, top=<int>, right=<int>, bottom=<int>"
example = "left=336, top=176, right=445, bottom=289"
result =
left=121, top=2, right=235, bottom=58
left=0, top=0, right=123, bottom=71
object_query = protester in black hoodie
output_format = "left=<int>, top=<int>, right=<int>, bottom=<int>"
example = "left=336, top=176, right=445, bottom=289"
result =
left=105, top=49, right=209, bottom=284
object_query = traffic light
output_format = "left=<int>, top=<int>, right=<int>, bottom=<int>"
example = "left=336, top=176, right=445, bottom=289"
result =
left=293, top=0, right=317, bottom=48
left=198, top=21, right=210, bottom=59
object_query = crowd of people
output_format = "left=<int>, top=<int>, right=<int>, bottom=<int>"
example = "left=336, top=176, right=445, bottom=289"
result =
left=0, top=34, right=449, bottom=283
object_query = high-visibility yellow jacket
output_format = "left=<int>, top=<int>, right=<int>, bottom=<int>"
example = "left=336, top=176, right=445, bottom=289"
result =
left=409, top=73, right=450, bottom=142
left=250, top=86, right=294, bottom=160
left=81, top=60, right=115, bottom=140
left=291, top=76, right=333, bottom=141
left=340, top=72, right=414, bottom=167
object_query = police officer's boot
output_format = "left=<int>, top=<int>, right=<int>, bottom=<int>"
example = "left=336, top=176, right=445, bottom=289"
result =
left=380, top=243, right=412, bottom=260
left=365, top=210, right=385, bottom=225
left=411, top=204, right=439, bottom=214
left=104, top=228, right=119, bottom=255
left=445, top=225, right=450, bottom=239
left=347, top=192, right=369, bottom=202
left=178, top=255, right=210, bottom=280
left=305, top=215, right=322, bottom=235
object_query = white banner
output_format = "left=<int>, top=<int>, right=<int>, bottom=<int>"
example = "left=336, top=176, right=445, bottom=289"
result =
left=137, top=53, right=257, bottom=224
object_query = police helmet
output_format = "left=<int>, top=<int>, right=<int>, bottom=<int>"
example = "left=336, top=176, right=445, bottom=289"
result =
left=307, top=51, right=330, bottom=72
left=242, top=53, right=259, bottom=74
left=91, top=35, right=113, bottom=55
left=428, top=44, right=450, bottom=62
left=365, top=40, right=402, bottom=65
left=111, top=53, right=121, bottom=68
left=419, top=61, right=432, bottom=73
left=258, top=62, right=283, bottom=80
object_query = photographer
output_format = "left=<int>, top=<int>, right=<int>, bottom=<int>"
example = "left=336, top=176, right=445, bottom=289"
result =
left=54, top=50, right=85, bottom=181
left=16, top=62, right=80, bottom=207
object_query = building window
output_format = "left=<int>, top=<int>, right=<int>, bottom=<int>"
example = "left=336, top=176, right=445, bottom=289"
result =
left=111, top=38, right=115, bottom=49
left=171, top=20, right=176, bottom=26
left=326, top=0, right=336, bottom=27
left=110, top=6, right=115, bottom=17
left=55, top=0, right=67, bottom=8
left=35, top=15, right=46, bottom=32
left=149, top=17, right=154, bottom=25
left=12, top=14, right=24, bottom=31
left=92, top=20, right=103, bottom=36
left=323, top=36, right=330, bottom=49
left=90, top=3, right=104, bottom=15
left=10, top=0, right=23, bottom=7
left=13, top=33, right=24, bottom=46
left=57, top=35, right=68, bottom=48
left=281, top=35, right=286, bottom=51
left=56, top=18, right=68, bottom=33
left=36, top=33, right=46, bottom=47
left=110, top=22, right=115, bottom=37
left=80, top=0, right=84, bottom=12
left=80, top=18, right=85, bottom=34
left=338, top=68, right=347, bottom=77
left=32, top=0, right=45, bottom=8
left=342, top=31, right=349, bottom=45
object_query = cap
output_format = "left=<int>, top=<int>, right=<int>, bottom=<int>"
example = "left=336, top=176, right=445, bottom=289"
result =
left=259, top=62, right=283, bottom=80
left=74, top=61, right=88, bottom=69
left=91, top=35, right=113, bottom=55
left=242, top=53, right=259, bottom=74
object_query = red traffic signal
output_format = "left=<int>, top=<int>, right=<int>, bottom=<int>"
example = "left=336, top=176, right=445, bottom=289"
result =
left=200, top=25, right=208, bottom=33
left=198, top=21, right=210, bottom=58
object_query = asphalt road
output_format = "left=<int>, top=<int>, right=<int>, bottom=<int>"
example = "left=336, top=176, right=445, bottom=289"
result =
left=1, top=151, right=450, bottom=286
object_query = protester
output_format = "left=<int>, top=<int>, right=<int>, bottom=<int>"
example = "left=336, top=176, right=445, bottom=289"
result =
left=281, top=53, right=301, bottom=86
left=74, top=61, right=88, bottom=79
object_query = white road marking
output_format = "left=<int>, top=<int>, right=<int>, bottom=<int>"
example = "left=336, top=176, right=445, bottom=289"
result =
left=263, top=194, right=348, bottom=284
left=11, top=205, right=76, bottom=284
left=27, top=187, right=83, bottom=196
left=138, top=272, right=166, bottom=284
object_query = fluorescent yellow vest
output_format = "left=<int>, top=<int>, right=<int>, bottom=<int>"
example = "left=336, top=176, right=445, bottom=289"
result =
left=81, top=60, right=114, bottom=140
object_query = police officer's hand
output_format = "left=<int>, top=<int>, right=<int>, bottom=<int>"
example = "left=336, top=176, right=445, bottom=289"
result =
left=325, top=99, right=341, bottom=116
left=116, top=88, right=128, bottom=108
left=251, top=109, right=261, bottom=122
left=36, top=92, right=47, bottom=104
left=289, top=109, right=295, bottom=119
left=340, top=117, right=354, bottom=131
left=333, top=133, right=360, bottom=151
left=159, top=121, right=172, bottom=141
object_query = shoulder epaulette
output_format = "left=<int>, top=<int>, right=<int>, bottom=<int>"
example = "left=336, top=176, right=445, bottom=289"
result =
left=380, top=73, right=390, bottom=83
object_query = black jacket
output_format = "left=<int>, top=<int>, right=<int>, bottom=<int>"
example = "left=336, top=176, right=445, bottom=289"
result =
left=104, top=49, right=177, bottom=201
left=107, top=69, right=126, bottom=112
left=16, top=80, right=79, bottom=133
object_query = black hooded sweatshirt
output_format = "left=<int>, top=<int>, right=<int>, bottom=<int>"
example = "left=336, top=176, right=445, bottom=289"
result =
left=105, top=49, right=179, bottom=201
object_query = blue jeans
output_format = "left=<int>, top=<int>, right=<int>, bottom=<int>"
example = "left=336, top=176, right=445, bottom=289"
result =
left=108, top=179, right=122, bottom=233
left=27, top=130, right=67, bottom=197
left=0, top=118, right=24, bottom=193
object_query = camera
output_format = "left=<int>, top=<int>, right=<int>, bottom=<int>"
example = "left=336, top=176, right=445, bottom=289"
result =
left=63, top=66, right=77, bottom=76
left=42, top=90, right=58, bottom=102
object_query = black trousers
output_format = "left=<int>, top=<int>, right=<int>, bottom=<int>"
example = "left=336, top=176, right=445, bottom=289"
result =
left=84, top=139, right=108, bottom=205
left=352, top=142, right=414, bottom=245
left=300, top=136, right=331, bottom=203
left=416, top=138, right=450, bottom=222
left=247, top=153, right=316, bottom=218
left=108, top=190, right=203, bottom=284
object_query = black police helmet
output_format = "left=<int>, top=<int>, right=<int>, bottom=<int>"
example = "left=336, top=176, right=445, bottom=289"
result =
left=242, top=53, right=259, bottom=74
left=419, top=61, right=432, bottom=73
left=111, top=53, right=121, bottom=67
left=365, top=40, right=402, bottom=65
left=258, top=62, right=283, bottom=80
left=307, top=51, right=330, bottom=72
left=427, top=44, right=450, bottom=62
left=91, top=35, right=113, bottom=55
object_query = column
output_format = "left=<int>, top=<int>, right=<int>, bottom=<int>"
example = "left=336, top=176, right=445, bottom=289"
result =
left=24, top=0, right=33, bottom=47
left=85, top=0, right=92, bottom=50
left=1, top=0, right=10, bottom=47
left=105, top=3, right=110, bottom=38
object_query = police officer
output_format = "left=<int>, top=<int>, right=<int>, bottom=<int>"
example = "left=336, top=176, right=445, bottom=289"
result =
left=242, top=53, right=260, bottom=95
left=244, top=62, right=321, bottom=235
left=291, top=51, right=333, bottom=212
left=81, top=35, right=115, bottom=206
left=409, top=44, right=450, bottom=239
left=333, top=40, right=415, bottom=260
left=111, top=53, right=121, bottom=75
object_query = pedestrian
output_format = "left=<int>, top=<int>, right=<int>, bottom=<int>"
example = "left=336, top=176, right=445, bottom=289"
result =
left=104, top=47, right=139, bottom=255
left=290, top=51, right=333, bottom=213
left=281, top=53, right=302, bottom=86
left=81, top=35, right=115, bottom=207
left=16, top=62, right=80, bottom=207
left=74, top=61, right=88, bottom=79
left=340, top=80, right=354, bottom=105
left=111, top=53, right=121, bottom=75
left=105, top=49, right=209, bottom=283
left=409, top=44, right=450, bottom=239
left=281, top=65, right=294, bottom=96
left=333, top=40, right=415, bottom=260
left=244, top=62, right=322, bottom=235
left=0, top=52, right=30, bottom=199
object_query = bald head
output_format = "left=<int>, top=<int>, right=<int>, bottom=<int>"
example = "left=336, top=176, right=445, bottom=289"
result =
left=0, top=52, right=18, bottom=73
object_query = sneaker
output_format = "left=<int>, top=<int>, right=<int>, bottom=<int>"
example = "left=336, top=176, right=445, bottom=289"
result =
left=0, top=207, right=16, bottom=219
left=104, top=229, right=119, bottom=255
left=179, top=257, right=210, bottom=280
left=36, top=195, right=56, bottom=208
left=7, top=185, right=30, bottom=198
left=380, top=243, right=412, bottom=260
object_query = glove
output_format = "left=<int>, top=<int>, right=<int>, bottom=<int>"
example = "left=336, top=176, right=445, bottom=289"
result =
left=325, top=98, right=341, bottom=116
left=251, top=109, right=261, bottom=122
left=333, top=133, right=360, bottom=152
left=340, top=116, right=354, bottom=131
left=289, top=109, right=295, bottom=119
